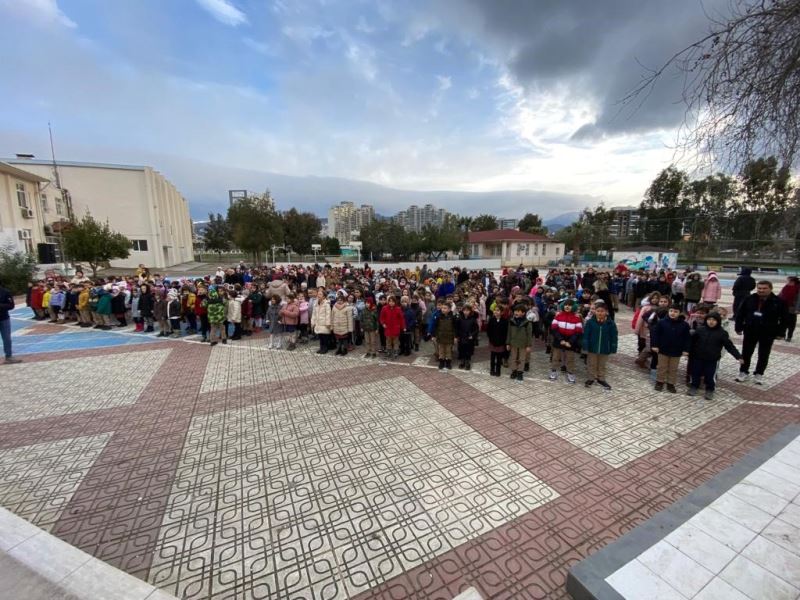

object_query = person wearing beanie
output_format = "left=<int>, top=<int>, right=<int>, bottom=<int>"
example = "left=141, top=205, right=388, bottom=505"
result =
left=166, top=289, right=182, bottom=338
left=687, top=311, right=743, bottom=401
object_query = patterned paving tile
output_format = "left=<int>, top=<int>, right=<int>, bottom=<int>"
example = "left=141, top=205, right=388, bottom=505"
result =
left=149, top=377, right=558, bottom=599
left=198, top=342, right=384, bottom=393
left=0, top=434, right=111, bottom=532
left=0, top=349, right=171, bottom=423
left=453, top=368, right=745, bottom=467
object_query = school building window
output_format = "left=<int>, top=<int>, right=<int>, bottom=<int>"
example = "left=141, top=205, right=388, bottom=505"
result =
left=16, top=183, right=28, bottom=208
left=131, top=239, right=149, bottom=252
left=40, top=194, right=48, bottom=213
left=55, top=196, right=65, bottom=216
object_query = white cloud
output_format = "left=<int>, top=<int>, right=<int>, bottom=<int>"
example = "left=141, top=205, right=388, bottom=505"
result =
left=194, top=0, right=247, bottom=27
left=355, top=16, right=375, bottom=34
left=242, top=37, right=274, bottom=55
left=0, top=0, right=76, bottom=28
left=436, top=75, right=452, bottom=91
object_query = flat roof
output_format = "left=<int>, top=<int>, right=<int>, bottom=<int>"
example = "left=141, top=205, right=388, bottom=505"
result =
left=0, top=161, right=50, bottom=182
left=1, top=158, right=146, bottom=172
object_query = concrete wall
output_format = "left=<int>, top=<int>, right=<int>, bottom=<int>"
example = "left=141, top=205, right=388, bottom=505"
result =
left=6, top=162, right=193, bottom=269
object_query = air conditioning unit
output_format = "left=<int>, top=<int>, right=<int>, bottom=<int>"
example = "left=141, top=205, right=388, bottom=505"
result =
left=20, top=230, right=32, bottom=240
left=22, top=208, right=34, bottom=219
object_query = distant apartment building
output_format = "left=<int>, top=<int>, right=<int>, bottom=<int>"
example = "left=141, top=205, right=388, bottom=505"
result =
left=393, top=203, right=448, bottom=233
left=3, top=157, right=193, bottom=269
left=496, top=217, right=519, bottom=230
left=607, top=205, right=641, bottom=239
left=228, top=189, right=275, bottom=209
left=328, top=201, right=374, bottom=245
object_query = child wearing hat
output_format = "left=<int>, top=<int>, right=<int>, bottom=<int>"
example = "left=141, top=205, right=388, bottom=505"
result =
left=688, top=311, right=743, bottom=401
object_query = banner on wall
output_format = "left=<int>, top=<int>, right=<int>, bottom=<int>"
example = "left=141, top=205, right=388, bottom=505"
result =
left=612, top=251, right=678, bottom=272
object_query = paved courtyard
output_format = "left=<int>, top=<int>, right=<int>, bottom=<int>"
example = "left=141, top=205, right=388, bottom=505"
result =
left=1, top=304, right=799, bottom=599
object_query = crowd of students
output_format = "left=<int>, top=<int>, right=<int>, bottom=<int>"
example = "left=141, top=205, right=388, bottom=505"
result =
left=10, top=264, right=798, bottom=400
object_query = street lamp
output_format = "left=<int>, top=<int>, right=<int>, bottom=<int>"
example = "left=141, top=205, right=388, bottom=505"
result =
left=312, top=244, right=321, bottom=263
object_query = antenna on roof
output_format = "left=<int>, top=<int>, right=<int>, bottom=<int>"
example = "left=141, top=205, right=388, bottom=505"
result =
left=48, top=121, right=62, bottom=190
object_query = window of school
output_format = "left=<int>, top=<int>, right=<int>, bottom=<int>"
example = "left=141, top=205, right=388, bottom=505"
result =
left=542, top=243, right=547, bottom=255
left=16, top=183, right=28, bottom=208
left=40, top=194, right=48, bottom=213
left=55, top=196, right=65, bottom=216
left=555, top=246, right=561, bottom=256
left=132, top=239, right=149, bottom=252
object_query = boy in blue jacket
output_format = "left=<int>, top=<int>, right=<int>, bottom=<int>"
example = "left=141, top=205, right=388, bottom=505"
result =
left=651, top=304, right=691, bottom=393
left=582, top=301, right=618, bottom=389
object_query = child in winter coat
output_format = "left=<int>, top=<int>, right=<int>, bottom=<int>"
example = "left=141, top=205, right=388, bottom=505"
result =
left=311, top=289, right=332, bottom=354
left=280, top=293, right=300, bottom=350
left=206, top=287, right=226, bottom=345
left=130, top=287, right=143, bottom=332
left=701, top=272, right=722, bottom=304
left=266, top=295, right=282, bottom=349
left=432, top=302, right=456, bottom=370
left=331, top=294, right=354, bottom=355
left=379, top=296, right=405, bottom=359
left=582, top=301, right=617, bottom=389
left=651, top=304, right=691, bottom=393
left=688, top=311, right=744, bottom=401
left=506, top=303, right=532, bottom=381
left=399, top=297, right=419, bottom=356
left=487, top=306, right=509, bottom=377
left=455, top=304, right=479, bottom=370
left=298, top=292, right=310, bottom=342
left=167, top=289, right=182, bottom=338
left=362, top=298, right=379, bottom=357
left=549, top=299, right=583, bottom=384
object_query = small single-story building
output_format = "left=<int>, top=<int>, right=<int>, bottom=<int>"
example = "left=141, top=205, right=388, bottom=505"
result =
left=466, top=230, right=565, bottom=267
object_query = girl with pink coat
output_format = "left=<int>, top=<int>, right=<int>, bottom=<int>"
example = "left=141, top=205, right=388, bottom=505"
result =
left=702, top=272, right=722, bottom=304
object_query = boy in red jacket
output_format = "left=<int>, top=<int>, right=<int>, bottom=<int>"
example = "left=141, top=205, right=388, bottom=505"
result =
left=549, top=299, right=583, bottom=384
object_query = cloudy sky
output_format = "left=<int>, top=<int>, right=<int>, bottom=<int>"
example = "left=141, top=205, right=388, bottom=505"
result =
left=0, top=0, right=726, bottom=218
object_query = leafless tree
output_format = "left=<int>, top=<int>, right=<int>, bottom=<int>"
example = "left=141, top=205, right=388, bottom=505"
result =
left=624, top=0, right=800, bottom=171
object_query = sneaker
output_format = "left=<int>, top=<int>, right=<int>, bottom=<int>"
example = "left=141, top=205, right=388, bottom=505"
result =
left=549, top=369, right=558, bottom=381
left=666, top=384, right=677, bottom=394
left=704, top=391, right=715, bottom=401
left=516, top=371, right=524, bottom=381
left=655, top=382, right=664, bottom=392
left=3, top=357, right=22, bottom=365
left=566, top=373, right=576, bottom=384
left=438, top=359, right=445, bottom=370
left=735, top=372, right=749, bottom=382
left=686, top=387, right=698, bottom=397
left=510, top=370, right=518, bottom=380
left=753, top=373, right=763, bottom=385
left=585, top=379, right=595, bottom=387
left=597, top=380, right=612, bottom=390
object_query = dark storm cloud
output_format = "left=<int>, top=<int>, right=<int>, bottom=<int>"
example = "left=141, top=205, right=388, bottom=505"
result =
left=439, top=0, right=728, bottom=138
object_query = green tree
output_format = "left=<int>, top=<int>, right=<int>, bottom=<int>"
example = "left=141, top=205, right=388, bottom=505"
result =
left=203, top=212, right=231, bottom=258
left=639, top=166, right=690, bottom=245
left=683, top=174, right=737, bottom=257
left=0, top=244, right=37, bottom=294
left=227, top=193, right=283, bottom=263
left=281, top=208, right=321, bottom=254
left=62, top=212, right=131, bottom=277
left=518, top=213, right=547, bottom=235
left=320, top=236, right=341, bottom=255
left=419, top=220, right=463, bottom=260
left=470, top=214, right=499, bottom=232
left=732, top=156, right=793, bottom=249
